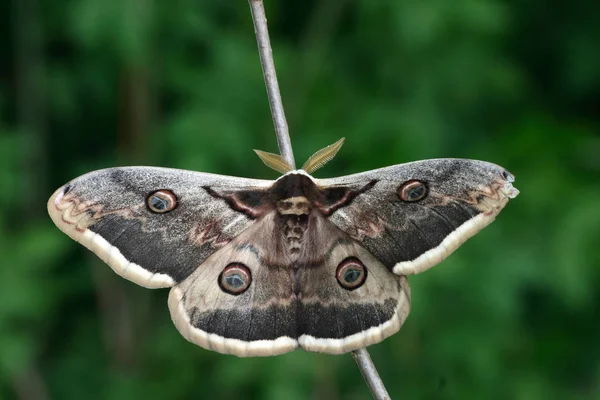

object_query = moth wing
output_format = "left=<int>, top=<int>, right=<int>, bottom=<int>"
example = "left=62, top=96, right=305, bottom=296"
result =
left=295, top=215, right=410, bottom=354
left=168, top=211, right=299, bottom=357
left=48, top=167, right=273, bottom=288
left=168, top=211, right=411, bottom=356
left=315, top=159, right=519, bottom=275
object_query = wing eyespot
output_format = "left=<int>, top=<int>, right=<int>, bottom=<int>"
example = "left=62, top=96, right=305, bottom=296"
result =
left=398, top=180, right=428, bottom=202
left=219, top=263, right=252, bottom=295
left=336, top=257, right=367, bottom=290
left=147, top=190, right=177, bottom=213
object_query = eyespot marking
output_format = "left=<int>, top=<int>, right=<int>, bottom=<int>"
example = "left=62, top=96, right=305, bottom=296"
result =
left=219, top=263, right=252, bottom=295
left=147, top=190, right=177, bottom=213
left=398, top=180, right=428, bottom=202
left=336, top=257, right=367, bottom=290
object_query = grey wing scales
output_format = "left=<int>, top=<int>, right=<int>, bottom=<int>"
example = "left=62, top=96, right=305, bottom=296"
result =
left=293, top=215, right=411, bottom=354
left=48, top=167, right=272, bottom=288
left=168, top=211, right=411, bottom=356
left=48, top=159, right=518, bottom=357
left=316, top=159, right=519, bottom=275
left=168, top=212, right=299, bottom=356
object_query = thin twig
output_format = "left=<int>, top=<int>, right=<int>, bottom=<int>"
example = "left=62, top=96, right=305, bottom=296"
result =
left=247, top=1, right=390, bottom=399
left=248, top=0, right=296, bottom=169
left=352, top=348, right=391, bottom=400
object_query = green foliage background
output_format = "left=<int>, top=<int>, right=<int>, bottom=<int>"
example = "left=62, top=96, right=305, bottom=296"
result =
left=1, top=0, right=599, bottom=398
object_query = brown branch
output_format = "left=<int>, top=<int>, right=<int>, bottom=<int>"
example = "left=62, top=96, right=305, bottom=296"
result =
left=246, top=1, right=390, bottom=398
left=248, top=0, right=296, bottom=169
left=352, top=348, right=392, bottom=400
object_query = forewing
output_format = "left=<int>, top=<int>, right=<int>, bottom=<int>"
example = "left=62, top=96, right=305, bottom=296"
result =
left=48, top=167, right=272, bottom=288
left=316, top=159, right=519, bottom=275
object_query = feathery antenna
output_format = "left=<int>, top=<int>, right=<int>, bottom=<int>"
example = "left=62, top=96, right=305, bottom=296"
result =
left=302, top=137, right=345, bottom=174
left=254, top=149, right=293, bottom=174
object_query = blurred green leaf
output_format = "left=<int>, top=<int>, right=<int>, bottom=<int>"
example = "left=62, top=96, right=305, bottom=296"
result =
left=0, top=0, right=598, bottom=398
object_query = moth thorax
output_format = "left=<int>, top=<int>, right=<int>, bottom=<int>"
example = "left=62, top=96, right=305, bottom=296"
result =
left=277, top=196, right=311, bottom=216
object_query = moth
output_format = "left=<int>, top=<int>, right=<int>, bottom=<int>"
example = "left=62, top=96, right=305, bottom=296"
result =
left=47, top=138, right=519, bottom=357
